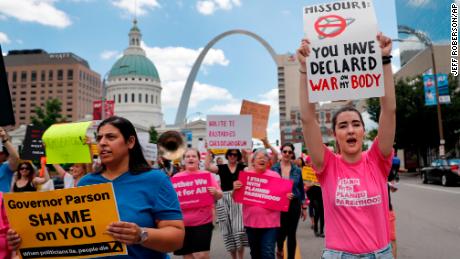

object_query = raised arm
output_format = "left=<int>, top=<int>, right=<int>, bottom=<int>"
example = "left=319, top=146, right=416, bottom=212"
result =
left=52, top=164, right=68, bottom=179
left=33, top=166, right=50, bottom=185
left=261, top=137, right=279, bottom=164
left=376, top=33, right=396, bottom=157
left=204, top=151, right=218, bottom=173
left=298, top=39, right=325, bottom=171
left=0, top=127, right=19, bottom=171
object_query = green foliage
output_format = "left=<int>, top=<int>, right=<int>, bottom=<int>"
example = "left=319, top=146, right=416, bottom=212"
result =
left=31, top=98, right=63, bottom=129
left=149, top=126, right=158, bottom=143
left=367, top=75, right=460, bottom=161
left=366, top=128, right=378, bottom=141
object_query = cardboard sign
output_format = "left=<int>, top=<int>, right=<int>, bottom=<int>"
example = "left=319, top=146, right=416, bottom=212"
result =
left=90, top=144, right=99, bottom=156
left=303, top=0, right=384, bottom=102
left=21, top=126, right=46, bottom=161
left=240, top=100, right=270, bottom=139
left=206, top=115, right=252, bottom=149
left=0, top=45, right=15, bottom=126
left=233, top=171, right=293, bottom=212
left=302, top=166, right=319, bottom=184
left=42, top=122, right=92, bottom=164
left=4, top=183, right=127, bottom=259
left=171, top=174, right=214, bottom=209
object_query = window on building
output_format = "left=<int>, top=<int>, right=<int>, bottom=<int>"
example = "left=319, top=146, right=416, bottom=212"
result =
left=156, top=95, right=159, bottom=105
left=151, top=95, right=153, bottom=104
left=67, top=69, right=73, bottom=80
left=49, top=70, right=53, bottom=80
left=131, top=93, right=135, bottom=103
left=124, top=94, right=127, bottom=103
left=57, top=70, right=63, bottom=80
left=145, top=94, right=148, bottom=103
left=41, top=71, right=46, bottom=81
left=138, top=93, right=142, bottom=103
left=21, top=72, right=27, bottom=82
left=12, top=72, right=17, bottom=82
left=118, top=94, right=121, bottom=103
left=31, top=71, right=37, bottom=82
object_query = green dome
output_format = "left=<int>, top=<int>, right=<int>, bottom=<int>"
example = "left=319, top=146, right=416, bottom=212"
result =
left=108, top=55, right=160, bottom=81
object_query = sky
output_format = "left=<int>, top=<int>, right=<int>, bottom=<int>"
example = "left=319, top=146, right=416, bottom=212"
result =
left=0, top=0, right=443, bottom=143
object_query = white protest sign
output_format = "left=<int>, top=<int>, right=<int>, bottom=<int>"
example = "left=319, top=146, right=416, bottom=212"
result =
left=137, top=132, right=150, bottom=147
left=142, top=143, right=158, bottom=162
left=303, top=0, right=383, bottom=103
left=206, top=115, right=252, bottom=149
left=294, top=143, right=302, bottom=159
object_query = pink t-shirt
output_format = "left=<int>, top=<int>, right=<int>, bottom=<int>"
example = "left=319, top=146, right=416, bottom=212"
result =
left=315, top=139, right=392, bottom=253
left=0, top=192, right=11, bottom=259
left=242, top=170, right=281, bottom=228
left=173, top=170, right=220, bottom=227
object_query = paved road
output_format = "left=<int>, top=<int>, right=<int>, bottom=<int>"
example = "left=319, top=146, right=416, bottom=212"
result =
left=172, top=173, right=460, bottom=258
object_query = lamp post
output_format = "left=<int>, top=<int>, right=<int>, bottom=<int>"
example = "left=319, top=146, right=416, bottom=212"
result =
left=398, top=25, right=445, bottom=156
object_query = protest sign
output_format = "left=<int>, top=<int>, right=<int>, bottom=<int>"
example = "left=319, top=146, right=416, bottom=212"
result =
left=92, top=100, right=114, bottom=120
left=302, top=166, right=319, bottom=184
left=171, top=174, right=214, bottom=209
left=142, top=143, right=158, bottom=162
left=240, top=100, right=270, bottom=139
left=293, top=143, right=302, bottom=160
left=0, top=45, right=15, bottom=126
left=90, top=144, right=99, bottom=156
left=42, top=122, right=92, bottom=164
left=233, top=171, right=293, bottom=212
left=303, top=0, right=383, bottom=102
left=21, top=126, right=46, bottom=161
left=206, top=115, right=252, bottom=149
left=4, top=183, right=127, bottom=259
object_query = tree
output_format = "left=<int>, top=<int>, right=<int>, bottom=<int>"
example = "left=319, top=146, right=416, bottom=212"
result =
left=31, top=98, right=63, bottom=129
left=149, top=126, right=158, bottom=143
left=367, top=74, right=460, bottom=165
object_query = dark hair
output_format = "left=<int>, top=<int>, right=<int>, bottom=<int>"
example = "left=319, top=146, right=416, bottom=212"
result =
left=97, top=116, right=150, bottom=173
left=17, top=162, right=35, bottom=182
left=331, top=106, right=365, bottom=134
left=225, top=149, right=242, bottom=161
left=296, top=157, right=306, bottom=167
left=281, top=143, right=296, bottom=160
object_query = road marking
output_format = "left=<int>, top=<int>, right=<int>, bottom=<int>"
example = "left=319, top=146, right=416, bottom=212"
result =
left=402, top=183, right=460, bottom=194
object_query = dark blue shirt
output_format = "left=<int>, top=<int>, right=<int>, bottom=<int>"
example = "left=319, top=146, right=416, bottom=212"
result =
left=78, top=169, right=183, bottom=259
left=271, top=162, right=305, bottom=202
left=0, top=162, right=13, bottom=193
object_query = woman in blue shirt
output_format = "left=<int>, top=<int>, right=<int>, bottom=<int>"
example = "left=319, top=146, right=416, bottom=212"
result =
left=8, top=116, right=184, bottom=258
left=271, top=143, right=306, bottom=259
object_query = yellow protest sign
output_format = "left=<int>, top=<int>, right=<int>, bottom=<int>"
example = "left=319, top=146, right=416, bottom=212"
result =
left=4, top=183, right=127, bottom=259
left=302, top=166, right=319, bottom=184
left=210, top=149, right=227, bottom=155
left=90, top=143, right=99, bottom=156
left=240, top=99, right=270, bottom=139
left=42, top=121, right=92, bottom=164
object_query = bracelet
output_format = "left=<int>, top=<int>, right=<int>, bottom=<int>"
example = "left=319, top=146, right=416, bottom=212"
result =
left=382, top=55, right=392, bottom=65
left=299, top=69, right=307, bottom=74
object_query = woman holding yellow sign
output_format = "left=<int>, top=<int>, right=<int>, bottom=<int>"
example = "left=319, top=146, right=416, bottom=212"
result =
left=8, top=116, right=185, bottom=258
left=297, top=33, right=396, bottom=258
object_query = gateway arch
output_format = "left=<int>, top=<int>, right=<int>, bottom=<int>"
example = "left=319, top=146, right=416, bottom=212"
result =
left=174, top=29, right=279, bottom=126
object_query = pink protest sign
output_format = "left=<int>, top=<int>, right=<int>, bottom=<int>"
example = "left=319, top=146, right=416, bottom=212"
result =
left=171, top=173, right=214, bottom=209
left=233, top=171, right=293, bottom=212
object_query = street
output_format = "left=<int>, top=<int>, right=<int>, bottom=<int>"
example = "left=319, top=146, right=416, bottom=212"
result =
left=172, top=173, right=460, bottom=259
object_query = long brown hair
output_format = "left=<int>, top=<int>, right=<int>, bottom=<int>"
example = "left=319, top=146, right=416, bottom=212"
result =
left=16, top=162, right=35, bottom=183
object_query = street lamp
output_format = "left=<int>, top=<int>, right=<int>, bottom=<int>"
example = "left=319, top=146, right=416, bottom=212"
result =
left=398, top=25, right=446, bottom=156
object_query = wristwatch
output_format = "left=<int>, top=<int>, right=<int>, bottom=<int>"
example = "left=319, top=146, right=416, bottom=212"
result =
left=137, top=228, right=148, bottom=244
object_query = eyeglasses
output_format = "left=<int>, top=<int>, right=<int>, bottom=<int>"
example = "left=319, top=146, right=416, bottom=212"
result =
left=282, top=150, right=293, bottom=155
left=19, top=167, right=29, bottom=170
left=228, top=153, right=238, bottom=157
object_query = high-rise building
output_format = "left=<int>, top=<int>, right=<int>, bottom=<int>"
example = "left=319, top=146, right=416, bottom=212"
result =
left=4, top=49, right=101, bottom=127
left=276, top=53, right=365, bottom=146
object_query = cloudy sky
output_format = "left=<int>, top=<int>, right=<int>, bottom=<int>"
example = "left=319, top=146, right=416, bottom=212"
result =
left=1, top=0, right=435, bottom=142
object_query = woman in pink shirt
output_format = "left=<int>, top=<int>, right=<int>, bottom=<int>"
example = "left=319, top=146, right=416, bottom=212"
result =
left=173, top=148, right=223, bottom=259
left=297, top=33, right=396, bottom=258
left=233, top=149, right=282, bottom=259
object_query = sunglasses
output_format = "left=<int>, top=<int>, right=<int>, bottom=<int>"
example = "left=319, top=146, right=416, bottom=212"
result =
left=282, top=150, right=293, bottom=154
left=19, top=167, right=29, bottom=170
left=228, top=153, right=238, bottom=157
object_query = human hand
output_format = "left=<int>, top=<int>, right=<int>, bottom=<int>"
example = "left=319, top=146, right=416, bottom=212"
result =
left=233, top=180, right=243, bottom=190
left=0, top=127, right=8, bottom=142
left=301, top=208, right=307, bottom=221
left=7, top=229, right=21, bottom=250
left=377, top=32, right=392, bottom=57
left=287, top=193, right=294, bottom=200
left=208, top=187, right=218, bottom=197
left=297, top=38, right=311, bottom=69
left=106, top=221, right=143, bottom=245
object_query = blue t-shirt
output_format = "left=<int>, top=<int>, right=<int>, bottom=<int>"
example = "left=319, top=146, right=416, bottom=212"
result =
left=78, top=169, right=183, bottom=259
left=0, top=162, right=14, bottom=193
